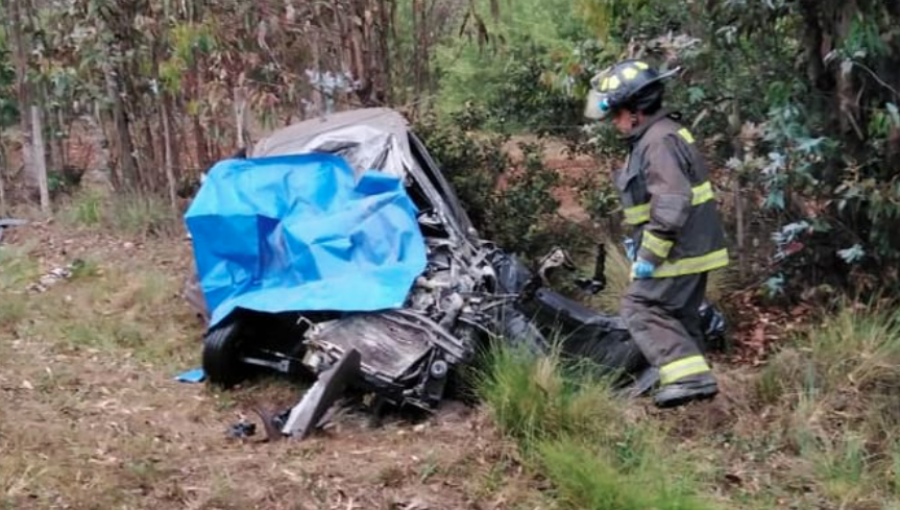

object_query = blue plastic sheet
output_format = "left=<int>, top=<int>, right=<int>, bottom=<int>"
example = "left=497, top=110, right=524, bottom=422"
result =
left=174, top=367, right=206, bottom=383
left=185, top=153, right=428, bottom=327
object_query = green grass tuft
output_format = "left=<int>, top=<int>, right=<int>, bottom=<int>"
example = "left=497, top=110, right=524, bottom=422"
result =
left=539, top=439, right=718, bottom=510
left=62, top=190, right=104, bottom=227
left=60, top=191, right=180, bottom=238
left=765, top=303, right=900, bottom=403
left=758, top=302, right=900, bottom=507
left=109, top=194, right=179, bottom=237
left=68, top=258, right=101, bottom=280
left=476, top=341, right=720, bottom=510
left=474, top=342, right=622, bottom=445
left=0, top=245, right=38, bottom=329
left=0, top=299, right=27, bottom=329
left=0, top=245, right=39, bottom=291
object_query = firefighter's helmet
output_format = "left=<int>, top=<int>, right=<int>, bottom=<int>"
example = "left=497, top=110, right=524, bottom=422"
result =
left=584, top=60, right=680, bottom=120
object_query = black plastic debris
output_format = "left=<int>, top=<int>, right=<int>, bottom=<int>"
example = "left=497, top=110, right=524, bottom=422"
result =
left=700, top=300, right=728, bottom=351
left=0, top=218, right=27, bottom=245
left=228, top=421, right=257, bottom=439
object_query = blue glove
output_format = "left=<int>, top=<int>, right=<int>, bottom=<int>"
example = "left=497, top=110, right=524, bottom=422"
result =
left=632, top=258, right=656, bottom=279
left=624, top=238, right=637, bottom=261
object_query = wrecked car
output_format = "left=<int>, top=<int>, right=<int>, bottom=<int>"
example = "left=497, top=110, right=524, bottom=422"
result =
left=184, top=108, right=725, bottom=439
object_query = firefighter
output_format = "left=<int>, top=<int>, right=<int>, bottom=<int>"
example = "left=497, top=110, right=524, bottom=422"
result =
left=584, top=60, right=729, bottom=408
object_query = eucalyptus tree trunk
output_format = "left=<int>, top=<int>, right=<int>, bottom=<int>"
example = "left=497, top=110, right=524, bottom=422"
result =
left=0, top=140, right=7, bottom=215
left=103, top=58, right=139, bottom=192
left=233, top=77, right=249, bottom=148
left=6, top=0, right=36, bottom=194
left=161, top=94, right=177, bottom=211
left=378, top=0, right=393, bottom=104
left=30, top=105, right=49, bottom=214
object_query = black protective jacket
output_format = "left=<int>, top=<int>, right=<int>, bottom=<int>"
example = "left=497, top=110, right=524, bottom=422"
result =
left=614, top=110, right=729, bottom=277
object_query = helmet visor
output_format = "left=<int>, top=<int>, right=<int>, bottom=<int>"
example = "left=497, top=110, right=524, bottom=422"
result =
left=584, top=88, right=611, bottom=120
left=585, top=69, right=615, bottom=120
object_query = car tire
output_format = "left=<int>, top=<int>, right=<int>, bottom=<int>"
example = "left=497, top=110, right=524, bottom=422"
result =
left=202, top=321, right=248, bottom=388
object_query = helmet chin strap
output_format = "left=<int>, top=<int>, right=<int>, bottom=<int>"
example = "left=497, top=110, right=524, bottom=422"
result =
left=629, top=111, right=639, bottom=130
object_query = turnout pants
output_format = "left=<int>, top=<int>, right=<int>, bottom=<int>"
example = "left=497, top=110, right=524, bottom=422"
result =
left=621, top=273, right=712, bottom=386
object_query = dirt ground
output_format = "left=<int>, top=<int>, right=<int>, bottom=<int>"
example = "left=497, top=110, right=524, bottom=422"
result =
left=0, top=221, right=545, bottom=510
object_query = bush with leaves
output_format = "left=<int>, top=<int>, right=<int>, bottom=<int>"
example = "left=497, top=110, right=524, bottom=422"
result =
left=416, top=111, right=580, bottom=259
left=413, top=108, right=509, bottom=231
left=479, top=43, right=588, bottom=140
left=0, top=33, right=17, bottom=129
left=490, top=142, right=563, bottom=256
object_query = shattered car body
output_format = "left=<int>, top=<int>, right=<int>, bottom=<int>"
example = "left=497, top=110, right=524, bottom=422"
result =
left=185, top=108, right=725, bottom=438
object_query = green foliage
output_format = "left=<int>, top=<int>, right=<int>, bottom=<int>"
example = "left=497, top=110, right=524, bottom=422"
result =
left=540, top=439, right=716, bottom=510
left=474, top=344, right=621, bottom=443
left=413, top=108, right=509, bottom=231
left=575, top=169, right=619, bottom=225
left=63, top=191, right=104, bottom=227
left=160, top=21, right=218, bottom=93
left=415, top=111, right=570, bottom=258
left=0, top=244, right=39, bottom=292
left=0, top=245, right=36, bottom=329
left=434, top=0, right=597, bottom=137
left=475, top=343, right=720, bottom=510
left=69, top=258, right=101, bottom=281
left=109, top=194, right=179, bottom=238
left=479, top=44, right=588, bottom=137
left=0, top=30, right=18, bottom=128
left=490, top=142, right=561, bottom=255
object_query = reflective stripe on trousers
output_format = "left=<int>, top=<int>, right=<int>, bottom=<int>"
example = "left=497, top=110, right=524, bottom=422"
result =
left=659, top=355, right=711, bottom=385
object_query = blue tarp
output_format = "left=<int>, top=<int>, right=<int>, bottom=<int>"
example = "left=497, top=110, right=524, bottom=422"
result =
left=185, top=153, right=428, bottom=327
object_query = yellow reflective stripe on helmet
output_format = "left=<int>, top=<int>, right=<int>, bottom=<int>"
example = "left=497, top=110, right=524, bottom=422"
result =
left=634, top=61, right=649, bottom=70
left=652, top=248, right=729, bottom=278
left=607, top=76, right=621, bottom=90
left=641, top=231, right=673, bottom=259
left=678, top=128, right=696, bottom=144
left=624, top=203, right=651, bottom=225
left=660, top=355, right=711, bottom=385
left=600, top=77, right=610, bottom=92
left=622, top=67, right=639, bottom=81
left=623, top=182, right=716, bottom=226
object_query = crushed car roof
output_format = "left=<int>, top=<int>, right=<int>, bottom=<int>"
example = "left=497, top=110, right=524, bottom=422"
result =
left=249, top=108, right=415, bottom=179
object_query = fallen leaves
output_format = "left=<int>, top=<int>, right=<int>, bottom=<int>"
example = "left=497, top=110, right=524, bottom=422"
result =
left=728, top=290, right=813, bottom=366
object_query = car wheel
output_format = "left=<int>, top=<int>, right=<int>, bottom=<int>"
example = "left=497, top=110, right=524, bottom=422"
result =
left=202, top=321, right=248, bottom=388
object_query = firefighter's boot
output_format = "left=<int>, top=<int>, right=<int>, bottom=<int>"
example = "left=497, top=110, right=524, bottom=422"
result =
left=653, top=371, right=718, bottom=408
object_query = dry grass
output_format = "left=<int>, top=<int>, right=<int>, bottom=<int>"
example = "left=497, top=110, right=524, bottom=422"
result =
left=751, top=303, right=900, bottom=507
left=478, top=296, right=900, bottom=509
left=59, top=190, right=182, bottom=238
left=0, top=225, right=545, bottom=510
left=6, top=215, right=900, bottom=510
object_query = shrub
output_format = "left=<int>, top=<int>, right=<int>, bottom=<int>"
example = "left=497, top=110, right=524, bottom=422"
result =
left=490, top=142, right=562, bottom=256
left=414, top=109, right=509, bottom=231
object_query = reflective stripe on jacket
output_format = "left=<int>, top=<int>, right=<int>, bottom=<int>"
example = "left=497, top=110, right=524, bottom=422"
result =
left=614, top=110, right=729, bottom=278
